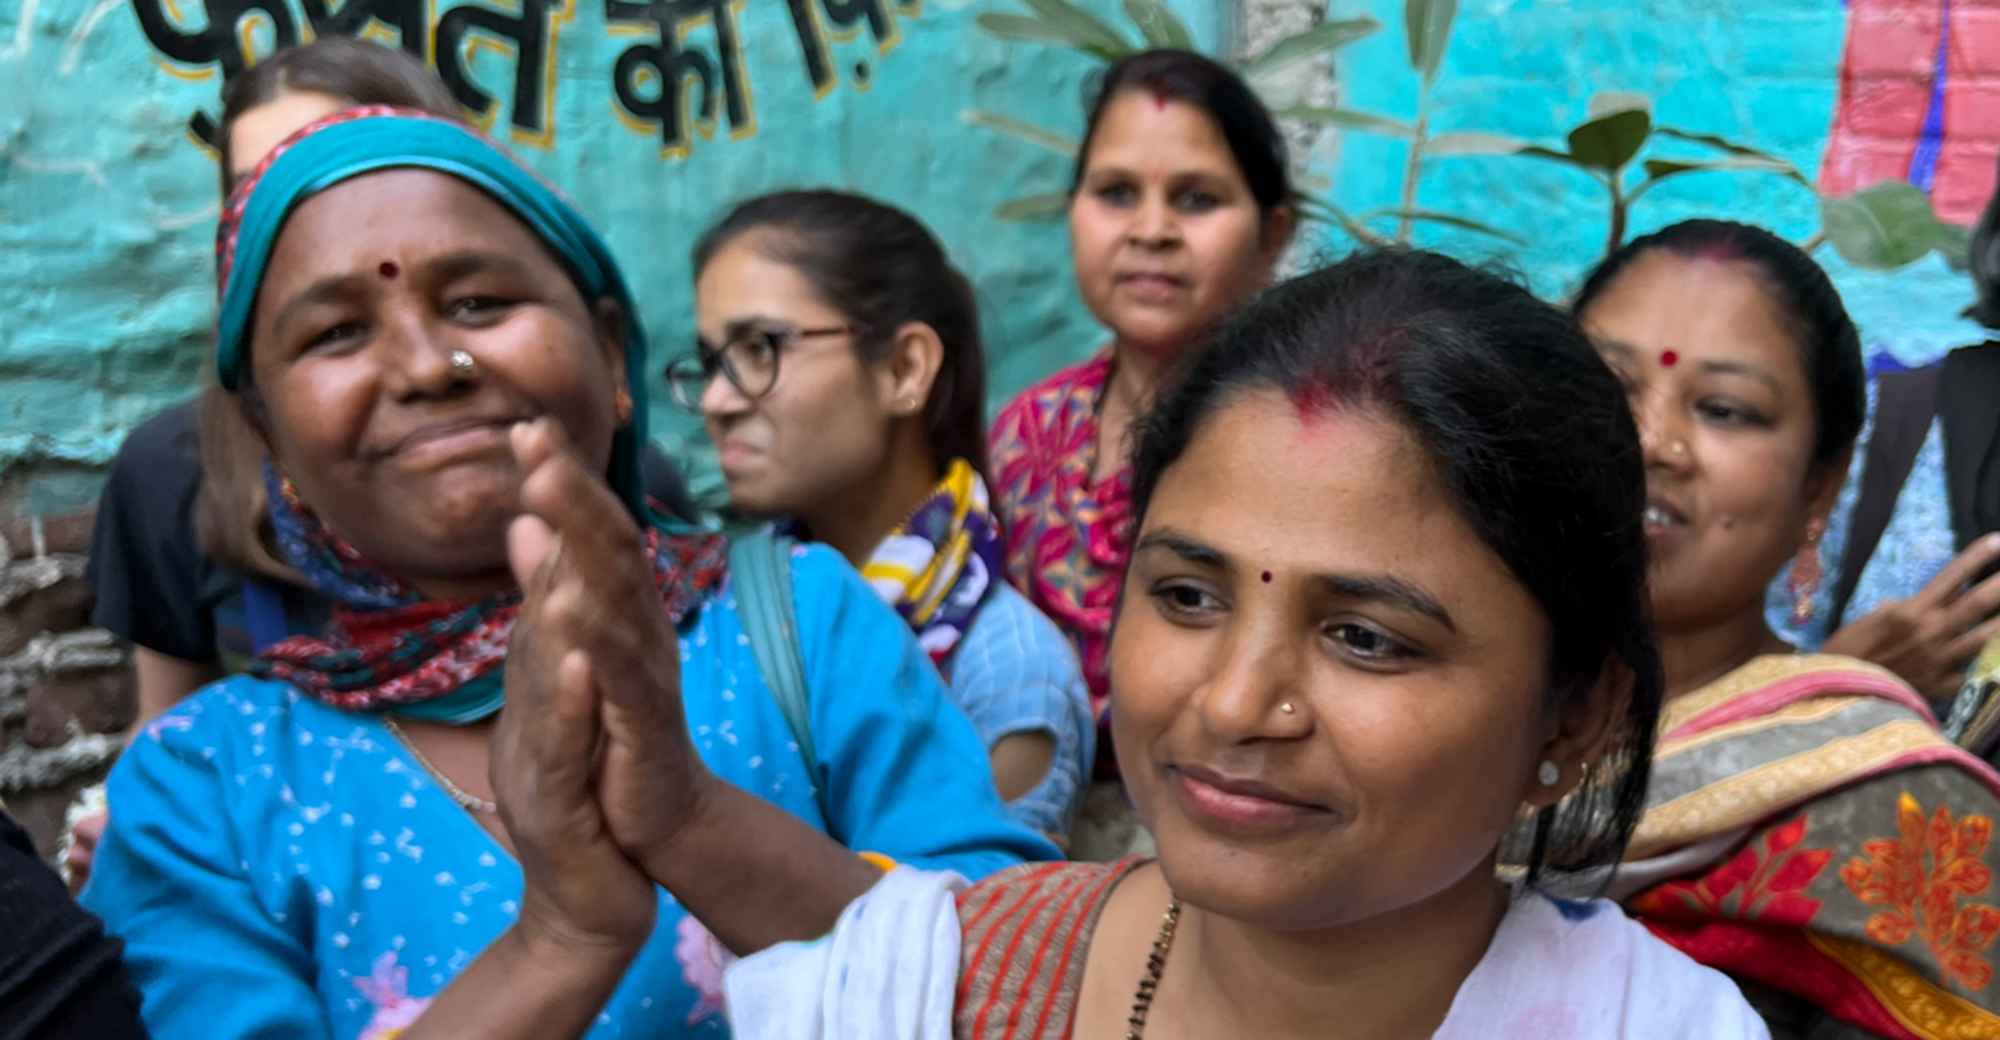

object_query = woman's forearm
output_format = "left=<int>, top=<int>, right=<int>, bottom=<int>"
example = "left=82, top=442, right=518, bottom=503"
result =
left=638, top=777, right=882, bottom=955
left=402, top=915, right=642, bottom=1040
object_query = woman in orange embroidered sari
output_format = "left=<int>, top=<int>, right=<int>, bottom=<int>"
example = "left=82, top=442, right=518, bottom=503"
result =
left=1577, top=220, right=2000, bottom=1039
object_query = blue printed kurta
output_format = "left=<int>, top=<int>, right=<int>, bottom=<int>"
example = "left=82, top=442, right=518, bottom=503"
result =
left=85, top=546, right=1057, bottom=1039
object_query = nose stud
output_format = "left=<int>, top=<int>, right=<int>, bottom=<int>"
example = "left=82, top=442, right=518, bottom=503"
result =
left=1279, top=702, right=1296, bottom=715
left=449, top=350, right=476, bottom=377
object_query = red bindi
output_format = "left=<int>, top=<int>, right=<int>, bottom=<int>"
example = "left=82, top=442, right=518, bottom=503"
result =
left=378, top=261, right=399, bottom=279
left=1261, top=571, right=1273, bottom=583
left=1659, top=349, right=1679, bottom=368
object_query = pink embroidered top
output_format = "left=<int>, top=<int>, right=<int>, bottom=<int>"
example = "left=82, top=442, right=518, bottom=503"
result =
left=988, top=353, right=1129, bottom=743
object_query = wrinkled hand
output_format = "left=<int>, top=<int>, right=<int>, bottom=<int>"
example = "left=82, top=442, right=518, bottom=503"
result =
left=506, top=420, right=720, bottom=873
left=64, top=810, right=105, bottom=896
left=491, top=422, right=660, bottom=957
left=1824, top=534, right=2000, bottom=700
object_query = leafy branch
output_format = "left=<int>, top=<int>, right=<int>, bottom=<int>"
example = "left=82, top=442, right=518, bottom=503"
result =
left=968, top=0, right=1971, bottom=270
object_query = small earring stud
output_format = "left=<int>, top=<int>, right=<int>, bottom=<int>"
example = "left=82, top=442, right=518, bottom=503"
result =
left=1538, top=760, right=1561, bottom=786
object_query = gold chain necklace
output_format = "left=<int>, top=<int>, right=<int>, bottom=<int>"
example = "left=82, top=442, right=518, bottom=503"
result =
left=380, top=715, right=498, bottom=814
left=1126, top=899, right=1182, bottom=1039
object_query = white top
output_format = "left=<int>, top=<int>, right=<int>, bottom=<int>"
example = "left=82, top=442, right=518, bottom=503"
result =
left=725, top=868, right=1770, bottom=1040
left=1436, top=890, right=1769, bottom=1039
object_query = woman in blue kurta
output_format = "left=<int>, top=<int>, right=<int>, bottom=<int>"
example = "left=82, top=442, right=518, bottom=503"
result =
left=83, top=107, right=1056, bottom=1040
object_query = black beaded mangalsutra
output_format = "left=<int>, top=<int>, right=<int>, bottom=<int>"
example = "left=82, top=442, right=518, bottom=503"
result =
left=1126, top=899, right=1182, bottom=1039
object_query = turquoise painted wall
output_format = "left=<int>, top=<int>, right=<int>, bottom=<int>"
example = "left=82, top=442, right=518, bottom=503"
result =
left=0, top=0, right=1217, bottom=515
left=1322, top=0, right=1990, bottom=367
left=5, top=0, right=1990, bottom=520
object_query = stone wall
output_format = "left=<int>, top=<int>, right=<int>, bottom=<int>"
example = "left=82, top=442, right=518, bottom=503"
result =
left=0, top=510, right=129, bottom=857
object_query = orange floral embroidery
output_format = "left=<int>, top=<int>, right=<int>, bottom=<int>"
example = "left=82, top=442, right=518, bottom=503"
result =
left=1840, top=792, right=2000, bottom=991
left=1633, top=814, right=1833, bottom=926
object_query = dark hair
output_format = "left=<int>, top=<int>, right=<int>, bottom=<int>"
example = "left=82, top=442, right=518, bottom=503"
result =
left=691, top=189, right=989, bottom=477
left=1971, top=162, right=2000, bottom=330
left=202, top=38, right=459, bottom=584
left=1129, top=249, right=1663, bottom=883
left=216, top=38, right=459, bottom=193
left=1072, top=49, right=1292, bottom=218
left=1573, top=220, right=1866, bottom=469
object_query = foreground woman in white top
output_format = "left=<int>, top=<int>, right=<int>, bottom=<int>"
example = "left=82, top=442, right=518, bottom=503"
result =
left=723, top=250, right=1770, bottom=1039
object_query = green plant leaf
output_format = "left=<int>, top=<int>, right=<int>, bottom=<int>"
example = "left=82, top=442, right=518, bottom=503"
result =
left=1565, top=107, right=1652, bottom=171
left=1514, top=144, right=1588, bottom=167
left=1585, top=91, right=1652, bottom=121
left=1271, top=105, right=1413, bottom=137
left=1241, top=17, right=1381, bottom=78
left=1820, top=180, right=1950, bottom=270
left=973, top=12, right=1073, bottom=46
left=962, top=109, right=1081, bottom=156
left=1121, top=0, right=1193, bottom=49
left=1628, top=157, right=1802, bottom=205
left=1654, top=127, right=1811, bottom=186
left=975, top=13, right=1087, bottom=48
left=1935, top=221, right=1973, bottom=270
left=1019, top=0, right=1134, bottom=60
left=1355, top=207, right=1528, bottom=244
left=994, top=191, right=1074, bottom=222
left=1424, top=131, right=1532, bottom=155
left=1296, top=196, right=1389, bottom=246
left=1404, top=0, right=1459, bottom=82
left=1642, top=156, right=1796, bottom=180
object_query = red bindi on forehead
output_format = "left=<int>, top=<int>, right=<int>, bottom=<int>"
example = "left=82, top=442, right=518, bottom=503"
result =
left=378, top=261, right=399, bottom=279
left=1659, top=349, right=1679, bottom=368
left=1294, top=374, right=1337, bottom=424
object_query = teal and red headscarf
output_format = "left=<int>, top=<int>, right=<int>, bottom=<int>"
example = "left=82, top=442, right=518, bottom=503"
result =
left=215, top=107, right=724, bottom=722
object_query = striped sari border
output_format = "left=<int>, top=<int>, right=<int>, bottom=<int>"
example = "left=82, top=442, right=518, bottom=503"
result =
left=958, top=859, right=1145, bottom=1040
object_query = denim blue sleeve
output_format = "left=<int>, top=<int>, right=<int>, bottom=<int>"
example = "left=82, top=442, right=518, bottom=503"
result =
left=946, top=585, right=1095, bottom=839
left=788, top=546, right=1062, bottom=879
left=82, top=694, right=332, bottom=1040
left=1767, top=372, right=1958, bottom=649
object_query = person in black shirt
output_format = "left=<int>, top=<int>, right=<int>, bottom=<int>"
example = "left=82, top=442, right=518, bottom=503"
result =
left=0, top=807, right=146, bottom=1039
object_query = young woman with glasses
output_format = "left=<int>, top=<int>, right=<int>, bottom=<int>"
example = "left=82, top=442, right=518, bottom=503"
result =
left=668, top=190, right=1096, bottom=846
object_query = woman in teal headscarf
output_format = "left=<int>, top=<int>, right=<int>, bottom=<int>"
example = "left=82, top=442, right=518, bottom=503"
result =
left=83, top=107, right=1055, bottom=1040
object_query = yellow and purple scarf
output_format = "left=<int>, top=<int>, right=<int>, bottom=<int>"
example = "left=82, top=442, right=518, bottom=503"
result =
left=859, top=460, right=1004, bottom=673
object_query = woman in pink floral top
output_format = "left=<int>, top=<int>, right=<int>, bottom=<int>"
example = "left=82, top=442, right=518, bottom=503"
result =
left=989, top=51, right=1294, bottom=789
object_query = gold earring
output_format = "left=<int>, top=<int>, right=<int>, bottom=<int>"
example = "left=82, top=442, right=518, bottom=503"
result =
left=615, top=389, right=633, bottom=424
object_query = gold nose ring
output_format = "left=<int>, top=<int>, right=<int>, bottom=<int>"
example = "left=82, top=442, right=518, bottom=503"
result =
left=449, top=350, right=476, bottom=377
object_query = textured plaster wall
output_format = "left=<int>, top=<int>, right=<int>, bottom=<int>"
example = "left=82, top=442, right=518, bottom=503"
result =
left=6, top=0, right=1995, bottom=517
left=1322, top=0, right=1998, bottom=367
left=0, top=0, right=1223, bottom=514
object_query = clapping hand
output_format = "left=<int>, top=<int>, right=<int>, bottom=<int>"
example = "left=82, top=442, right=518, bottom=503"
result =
left=503, top=420, right=724, bottom=878
left=503, top=419, right=879, bottom=957
left=492, top=419, right=666, bottom=960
